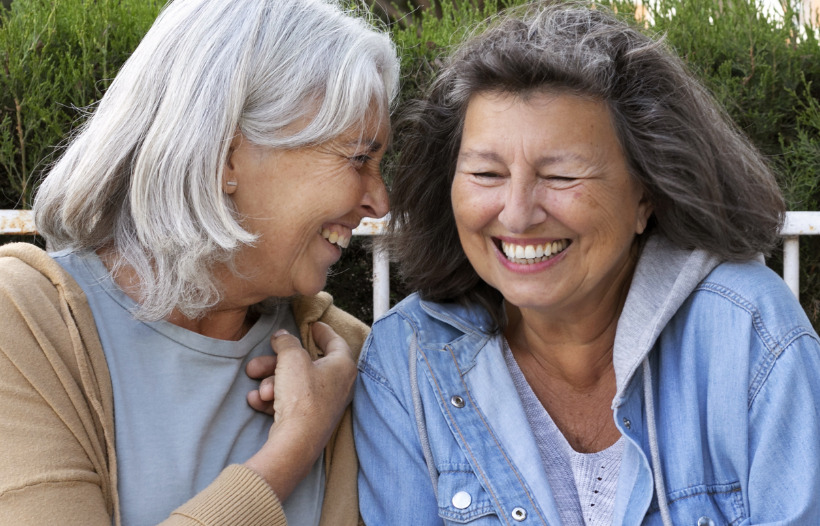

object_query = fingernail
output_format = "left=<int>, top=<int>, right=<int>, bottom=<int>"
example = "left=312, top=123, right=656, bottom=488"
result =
left=274, top=329, right=289, bottom=337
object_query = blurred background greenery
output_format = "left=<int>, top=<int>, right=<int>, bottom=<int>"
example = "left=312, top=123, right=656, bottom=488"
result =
left=1, top=0, right=818, bottom=328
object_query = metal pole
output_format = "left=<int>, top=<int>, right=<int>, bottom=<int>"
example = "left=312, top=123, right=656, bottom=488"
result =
left=782, top=236, right=800, bottom=301
left=372, top=244, right=390, bottom=321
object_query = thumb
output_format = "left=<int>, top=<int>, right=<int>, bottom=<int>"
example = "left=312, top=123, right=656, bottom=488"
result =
left=311, top=321, right=354, bottom=361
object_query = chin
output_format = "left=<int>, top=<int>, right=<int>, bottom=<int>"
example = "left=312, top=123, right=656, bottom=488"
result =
left=294, top=276, right=329, bottom=297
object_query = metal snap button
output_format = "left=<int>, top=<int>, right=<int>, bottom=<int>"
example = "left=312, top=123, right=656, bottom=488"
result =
left=622, top=417, right=632, bottom=429
left=511, top=507, right=527, bottom=521
left=450, top=395, right=465, bottom=408
left=697, top=517, right=715, bottom=526
left=451, top=491, right=471, bottom=509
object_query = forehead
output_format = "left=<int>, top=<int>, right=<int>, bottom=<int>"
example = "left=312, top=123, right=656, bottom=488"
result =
left=461, top=91, right=617, bottom=146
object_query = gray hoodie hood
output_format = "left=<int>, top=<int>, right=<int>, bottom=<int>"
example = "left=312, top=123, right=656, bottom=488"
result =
left=612, top=234, right=722, bottom=404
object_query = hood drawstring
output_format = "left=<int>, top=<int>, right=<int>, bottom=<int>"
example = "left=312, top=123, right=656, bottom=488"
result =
left=642, top=358, right=673, bottom=526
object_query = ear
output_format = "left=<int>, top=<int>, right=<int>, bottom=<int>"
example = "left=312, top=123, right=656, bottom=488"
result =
left=223, top=133, right=243, bottom=195
left=635, top=192, right=654, bottom=235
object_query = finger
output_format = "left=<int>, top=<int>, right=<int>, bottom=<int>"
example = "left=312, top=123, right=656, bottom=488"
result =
left=246, top=354, right=277, bottom=379
left=270, top=329, right=306, bottom=356
left=246, top=390, right=276, bottom=416
left=311, top=321, right=354, bottom=361
left=258, top=376, right=275, bottom=401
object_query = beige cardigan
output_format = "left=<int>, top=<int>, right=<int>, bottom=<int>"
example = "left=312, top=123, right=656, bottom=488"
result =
left=0, top=243, right=367, bottom=526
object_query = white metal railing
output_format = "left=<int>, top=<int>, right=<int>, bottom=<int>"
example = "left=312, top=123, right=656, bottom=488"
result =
left=3, top=210, right=820, bottom=321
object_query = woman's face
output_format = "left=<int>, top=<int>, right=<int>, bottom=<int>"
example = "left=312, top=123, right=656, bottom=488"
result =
left=451, top=91, right=652, bottom=318
left=225, top=114, right=389, bottom=302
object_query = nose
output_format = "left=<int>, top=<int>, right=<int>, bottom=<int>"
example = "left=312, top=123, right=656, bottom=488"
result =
left=359, top=168, right=389, bottom=219
left=497, top=174, right=547, bottom=233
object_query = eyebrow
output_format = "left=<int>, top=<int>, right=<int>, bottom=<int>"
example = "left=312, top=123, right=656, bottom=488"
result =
left=458, top=149, right=590, bottom=168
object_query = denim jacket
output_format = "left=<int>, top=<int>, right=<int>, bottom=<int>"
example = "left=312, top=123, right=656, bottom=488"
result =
left=353, top=235, right=820, bottom=525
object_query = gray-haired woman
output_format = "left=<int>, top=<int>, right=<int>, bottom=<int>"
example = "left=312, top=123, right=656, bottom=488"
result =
left=0, top=0, right=397, bottom=524
left=353, top=2, right=820, bottom=525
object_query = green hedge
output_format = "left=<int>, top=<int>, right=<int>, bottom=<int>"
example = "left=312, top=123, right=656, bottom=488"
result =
left=1, top=0, right=818, bottom=328
left=0, top=0, right=163, bottom=209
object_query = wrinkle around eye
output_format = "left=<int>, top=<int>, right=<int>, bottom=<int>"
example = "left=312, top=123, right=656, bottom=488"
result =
left=537, top=174, right=584, bottom=188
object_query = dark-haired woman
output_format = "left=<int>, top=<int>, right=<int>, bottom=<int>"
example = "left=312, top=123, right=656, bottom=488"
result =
left=353, top=3, right=820, bottom=525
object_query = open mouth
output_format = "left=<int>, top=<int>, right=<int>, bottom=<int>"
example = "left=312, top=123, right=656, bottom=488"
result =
left=321, top=228, right=351, bottom=249
left=498, top=239, right=570, bottom=264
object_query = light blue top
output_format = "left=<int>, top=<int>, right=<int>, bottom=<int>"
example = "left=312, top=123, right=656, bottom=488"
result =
left=54, top=250, right=324, bottom=526
left=353, top=234, right=820, bottom=525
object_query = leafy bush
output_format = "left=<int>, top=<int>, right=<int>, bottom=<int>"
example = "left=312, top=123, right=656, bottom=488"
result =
left=1, top=0, right=818, bottom=327
left=0, top=0, right=163, bottom=209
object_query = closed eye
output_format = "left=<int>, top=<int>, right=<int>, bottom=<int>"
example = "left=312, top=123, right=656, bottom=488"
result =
left=473, top=172, right=503, bottom=178
left=543, top=175, right=580, bottom=187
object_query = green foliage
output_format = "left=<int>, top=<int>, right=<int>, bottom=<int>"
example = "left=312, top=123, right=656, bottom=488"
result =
left=0, top=0, right=162, bottom=209
left=384, top=0, right=531, bottom=102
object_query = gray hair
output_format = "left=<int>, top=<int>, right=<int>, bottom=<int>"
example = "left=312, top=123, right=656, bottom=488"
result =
left=387, top=1, right=785, bottom=330
left=34, top=0, right=399, bottom=320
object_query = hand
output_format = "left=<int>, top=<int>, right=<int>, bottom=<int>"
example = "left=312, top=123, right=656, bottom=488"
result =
left=243, top=322, right=357, bottom=500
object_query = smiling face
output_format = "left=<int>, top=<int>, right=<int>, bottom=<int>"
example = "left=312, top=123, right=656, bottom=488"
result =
left=451, top=91, right=653, bottom=319
left=223, top=113, right=389, bottom=303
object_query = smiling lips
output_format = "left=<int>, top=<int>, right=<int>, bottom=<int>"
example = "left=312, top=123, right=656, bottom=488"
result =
left=321, top=227, right=351, bottom=249
left=500, top=239, right=569, bottom=264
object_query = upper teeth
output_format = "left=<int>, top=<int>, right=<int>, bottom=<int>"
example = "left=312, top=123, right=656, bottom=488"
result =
left=501, top=239, right=568, bottom=263
left=322, top=228, right=350, bottom=249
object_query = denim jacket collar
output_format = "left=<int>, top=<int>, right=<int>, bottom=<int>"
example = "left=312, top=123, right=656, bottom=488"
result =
left=417, top=299, right=495, bottom=375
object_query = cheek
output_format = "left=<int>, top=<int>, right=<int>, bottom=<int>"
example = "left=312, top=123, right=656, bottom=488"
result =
left=572, top=187, right=637, bottom=237
left=451, top=178, right=497, bottom=231
left=450, top=179, right=471, bottom=228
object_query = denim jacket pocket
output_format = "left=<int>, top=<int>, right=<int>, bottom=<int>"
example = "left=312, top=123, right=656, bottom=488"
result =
left=646, top=482, right=747, bottom=526
left=437, top=468, right=498, bottom=524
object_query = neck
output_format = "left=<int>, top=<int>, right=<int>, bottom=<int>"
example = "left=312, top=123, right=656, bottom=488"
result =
left=504, top=250, right=635, bottom=390
left=505, top=303, right=619, bottom=390
left=97, top=246, right=255, bottom=341
left=166, top=307, right=257, bottom=341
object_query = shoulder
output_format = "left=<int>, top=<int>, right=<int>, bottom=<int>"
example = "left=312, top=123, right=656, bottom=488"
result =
left=367, top=293, right=484, bottom=351
left=666, top=261, right=819, bottom=402
left=0, top=242, right=57, bottom=288
left=691, top=261, right=817, bottom=348
left=361, top=293, right=493, bottom=378
left=359, top=294, right=425, bottom=375
left=0, top=243, right=86, bottom=318
left=0, top=242, right=102, bottom=354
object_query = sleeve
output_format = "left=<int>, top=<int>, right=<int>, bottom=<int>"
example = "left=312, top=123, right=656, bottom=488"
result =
left=163, top=465, right=287, bottom=525
left=352, top=315, right=443, bottom=525
left=746, top=329, right=820, bottom=523
left=0, top=257, right=113, bottom=526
